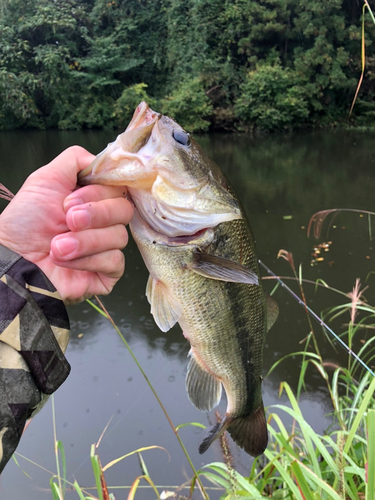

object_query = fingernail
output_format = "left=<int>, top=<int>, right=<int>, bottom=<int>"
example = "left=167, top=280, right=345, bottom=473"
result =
left=71, top=208, right=91, bottom=229
left=55, top=237, right=78, bottom=257
left=64, top=197, right=84, bottom=212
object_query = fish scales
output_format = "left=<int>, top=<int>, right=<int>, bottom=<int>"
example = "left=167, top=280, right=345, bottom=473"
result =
left=78, top=102, right=278, bottom=457
left=205, top=219, right=267, bottom=412
left=132, top=221, right=256, bottom=409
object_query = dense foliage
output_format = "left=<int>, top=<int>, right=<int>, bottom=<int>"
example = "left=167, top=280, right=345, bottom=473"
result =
left=0, top=0, right=373, bottom=132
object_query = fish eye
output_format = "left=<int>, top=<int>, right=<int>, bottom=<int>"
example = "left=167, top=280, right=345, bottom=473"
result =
left=172, top=130, right=190, bottom=146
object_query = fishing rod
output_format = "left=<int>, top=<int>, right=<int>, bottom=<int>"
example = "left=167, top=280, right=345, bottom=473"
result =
left=258, top=259, right=375, bottom=378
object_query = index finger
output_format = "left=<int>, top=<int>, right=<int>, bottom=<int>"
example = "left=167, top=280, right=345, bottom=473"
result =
left=63, top=185, right=129, bottom=212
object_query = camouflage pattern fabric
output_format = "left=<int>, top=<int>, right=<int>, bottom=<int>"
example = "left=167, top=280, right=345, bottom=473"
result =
left=0, top=244, right=70, bottom=473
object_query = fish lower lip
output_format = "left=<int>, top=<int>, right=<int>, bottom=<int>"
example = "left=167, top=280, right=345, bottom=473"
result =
left=129, top=197, right=209, bottom=244
left=168, top=228, right=208, bottom=243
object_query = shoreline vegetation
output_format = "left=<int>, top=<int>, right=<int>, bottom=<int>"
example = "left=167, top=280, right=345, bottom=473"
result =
left=17, top=211, right=375, bottom=499
left=40, top=260, right=375, bottom=499
left=1, top=0, right=375, bottom=133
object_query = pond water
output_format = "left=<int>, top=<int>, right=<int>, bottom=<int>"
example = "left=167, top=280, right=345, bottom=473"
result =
left=0, top=128, right=375, bottom=499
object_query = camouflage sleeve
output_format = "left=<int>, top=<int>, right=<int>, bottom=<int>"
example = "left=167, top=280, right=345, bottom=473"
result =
left=0, top=244, right=70, bottom=474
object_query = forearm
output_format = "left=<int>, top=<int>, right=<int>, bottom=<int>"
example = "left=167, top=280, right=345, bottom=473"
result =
left=0, top=244, right=70, bottom=473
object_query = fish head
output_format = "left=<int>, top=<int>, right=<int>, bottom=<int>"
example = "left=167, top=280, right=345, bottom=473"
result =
left=78, top=101, right=160, bottom=189
left=79, top=102, right=242, bottom=238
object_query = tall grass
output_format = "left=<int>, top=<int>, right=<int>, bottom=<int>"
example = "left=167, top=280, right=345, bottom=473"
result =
left=200, top=251, right=375, bottom=499
left=40, top=267, right=375, bottom=499
left=12, top=207, right=375, bottom=499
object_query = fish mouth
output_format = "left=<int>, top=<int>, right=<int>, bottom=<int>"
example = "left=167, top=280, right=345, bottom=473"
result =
left=167, top=227, right=208, bottom=244
left=129, top=204, right=215, bottom=247
left=78, top=102, right=160, bottom=188
left=127, top=101, right=160, bottom=132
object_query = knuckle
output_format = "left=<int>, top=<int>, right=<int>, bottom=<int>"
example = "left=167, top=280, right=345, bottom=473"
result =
left=112, top=249, right=125, bottom=271
left=115, top=225, right=129, bottom=248
left=102, top=202, right=113, bottom=224
left=123, top=200, right=134, bottom=222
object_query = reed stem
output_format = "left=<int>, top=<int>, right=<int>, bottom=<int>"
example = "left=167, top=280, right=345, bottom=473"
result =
left=93, top=295, right=209, bottom=500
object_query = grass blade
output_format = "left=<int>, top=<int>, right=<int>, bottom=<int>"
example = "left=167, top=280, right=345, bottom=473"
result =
left=175, top=422, right=206, bottom=432
left=264, top=449, right=303, bottom=499
left=90, top=444, right=104, bottom=500
left=73, top=480, right=87, bottom=500
left=344, top=376, right=375, bottom=454
left=50, top=480, right=63, bottom=500
left=291, top=460, right=315, bottom=500
left=297, top=461, right=343, bottom=500
left=103, top=445, right=168, bottom=472
left=367, top=409, right=375, bottom=500
left=91, top=296, right=208, bottom=499
left=127, top=476, right=141, bottom=500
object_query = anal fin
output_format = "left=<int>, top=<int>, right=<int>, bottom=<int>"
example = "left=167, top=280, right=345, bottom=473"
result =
left=186, top=353, right=222, bottom=412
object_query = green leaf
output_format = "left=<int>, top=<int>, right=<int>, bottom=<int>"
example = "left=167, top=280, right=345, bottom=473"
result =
left=56, top=440, right=66, bottom=498
left=90, top=444, right=103, bottom=500
left=264, top=450, right=303, bottom=499
left=291, top=461, right=315, bottom=500
left=297, top=461, right=345, bottom=500
left=103, top=445, right=168, bottom=472
left=198, top=470, right=231, bottom=489
left=175, top=422, right=206, bottom=432
left=367, top=409, right=375, bottom=500
left=73, top=480, right=86, bottom=500
left=138, top=452, right=149, bottom=477
left=271, top=402, right=338, bottom=479
left=50, top=479, right=63, bottom=500
left=344, top=376, right=375, bottom=454
left=86, top=299, right=108, bottom=317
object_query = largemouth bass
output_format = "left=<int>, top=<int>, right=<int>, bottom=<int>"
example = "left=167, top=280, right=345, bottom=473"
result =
left=78, top=102, right=278, bottom=456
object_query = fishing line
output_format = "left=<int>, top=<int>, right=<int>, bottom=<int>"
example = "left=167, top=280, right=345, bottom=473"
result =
left=258, top=259, right=375, bottom=378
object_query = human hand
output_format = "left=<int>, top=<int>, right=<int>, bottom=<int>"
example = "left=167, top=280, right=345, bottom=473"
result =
left=0, top=146, right=133, bottom=304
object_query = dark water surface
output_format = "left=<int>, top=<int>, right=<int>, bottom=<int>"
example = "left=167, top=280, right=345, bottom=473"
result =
left=1, top=129, right=374, bottom=499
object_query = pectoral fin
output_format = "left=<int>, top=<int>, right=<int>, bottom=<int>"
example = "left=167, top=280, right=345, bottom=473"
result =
left=146, top=276, right=181, bottom=332
left=190, top=251, right=259, bottom=285
left=186, top=352, right=222, bottom=412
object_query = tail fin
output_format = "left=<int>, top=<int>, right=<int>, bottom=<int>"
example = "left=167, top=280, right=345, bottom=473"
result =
left=227, top=404, right=268, bottom=457
left=198, top=405, right=268, bottom=457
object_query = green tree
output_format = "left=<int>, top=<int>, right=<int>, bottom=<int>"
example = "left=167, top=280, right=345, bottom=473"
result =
left=0, top=0, right=370, bottom=131
left=0, top=0, right=90, bottom=128
left=161, top=77, right=213, bottom=132
left=235, top=60, right=309, bottom=131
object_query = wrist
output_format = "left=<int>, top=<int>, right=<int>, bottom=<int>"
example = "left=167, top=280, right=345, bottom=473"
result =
left=0, top=211, right=23, bottom=257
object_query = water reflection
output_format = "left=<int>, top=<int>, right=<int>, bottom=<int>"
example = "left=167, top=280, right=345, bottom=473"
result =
left=198, top=130, right=375, bottom=214
left=1, top=129, right=374, bottom=499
